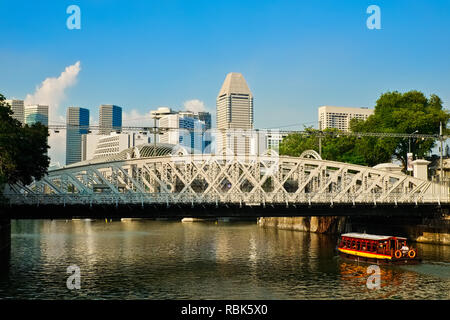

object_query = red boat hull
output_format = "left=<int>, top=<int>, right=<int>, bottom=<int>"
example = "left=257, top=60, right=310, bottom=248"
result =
left=339, top=252, right=421, bottom=265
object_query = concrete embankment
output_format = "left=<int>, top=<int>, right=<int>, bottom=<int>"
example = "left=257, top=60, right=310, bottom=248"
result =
left=258, top=215, right=450, bottom=246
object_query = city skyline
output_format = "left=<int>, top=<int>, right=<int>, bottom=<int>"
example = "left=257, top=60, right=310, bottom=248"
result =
left=2, top=1, right=450, bottom=305
left=2, top=1, right=449, bottom=131
left=2, top=0, right=450, bottom=165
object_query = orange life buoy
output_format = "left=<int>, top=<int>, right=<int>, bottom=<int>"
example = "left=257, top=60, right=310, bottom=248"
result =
left=394, top=250, right=402, bottom=259
left=408, top=249, right=416, bottom=259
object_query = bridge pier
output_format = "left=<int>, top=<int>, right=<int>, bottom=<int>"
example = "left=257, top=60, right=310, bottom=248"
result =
left=0, top=219, right=11, bottom=263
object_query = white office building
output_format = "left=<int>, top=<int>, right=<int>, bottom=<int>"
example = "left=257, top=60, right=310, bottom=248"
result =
left=159, top=113, right=206, bottom=152
left=216, top=72, right=254, bottom=155
left=81, top=132, right=150, bottom=161
left=265, top=131, right=288, bottom=153
left=5, top=99, right=24, bottom=124
left=318, top=106, right=373, bottom=132
left=24, top=104, right=49, bottom=126
left=150, top=107, right=211, bottom=152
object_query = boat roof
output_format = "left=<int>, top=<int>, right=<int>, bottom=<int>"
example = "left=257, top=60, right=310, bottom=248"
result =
left=341, top=233, right=407, bottom=241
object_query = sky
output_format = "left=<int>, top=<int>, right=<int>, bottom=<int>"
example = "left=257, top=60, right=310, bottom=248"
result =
left=1, top=0, right=450, bottom=164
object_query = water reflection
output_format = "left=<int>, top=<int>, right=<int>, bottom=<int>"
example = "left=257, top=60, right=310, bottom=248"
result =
left=0, top=219, right=449, bottom=299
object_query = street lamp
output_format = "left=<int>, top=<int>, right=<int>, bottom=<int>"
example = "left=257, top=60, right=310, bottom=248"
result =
left=409, top=130, right=419, bottom=153
left=407, top=130, right=419, bottom=176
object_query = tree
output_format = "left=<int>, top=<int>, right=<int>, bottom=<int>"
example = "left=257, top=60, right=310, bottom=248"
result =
left=351, top=91, right=449, bottom=167
left=0, top=94, right=50, bottom=190
left=279, top=127, right=368, bottom=165
left=280, top=90, right=449, bottom=168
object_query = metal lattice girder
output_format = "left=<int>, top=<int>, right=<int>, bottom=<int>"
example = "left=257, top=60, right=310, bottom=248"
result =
left=5, top=154, right=449, bottom=206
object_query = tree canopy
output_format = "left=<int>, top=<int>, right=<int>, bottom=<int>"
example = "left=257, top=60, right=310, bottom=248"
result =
left=279, top=91, right=450, bottom=168
left=0, top=93, right=50, bottom=188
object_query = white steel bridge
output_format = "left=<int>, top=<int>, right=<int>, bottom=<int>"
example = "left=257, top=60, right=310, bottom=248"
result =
left=3, top=144, right=449, bottom=210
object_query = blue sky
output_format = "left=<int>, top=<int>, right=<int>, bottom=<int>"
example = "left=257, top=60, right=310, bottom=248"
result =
left=1, top=0, right=450, bottom=130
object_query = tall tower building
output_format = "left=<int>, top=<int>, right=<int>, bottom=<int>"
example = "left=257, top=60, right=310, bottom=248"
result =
left=5, top=99, right=24, bottom=124
left=66, top=107, right=90, bottom=165
left=197, top=112, right=212, bottom=130
left=99, top=104, right=122, bottom=134
left=216, top=72, right=253, bottom=155
left=24, top=105, right=49, bottom=126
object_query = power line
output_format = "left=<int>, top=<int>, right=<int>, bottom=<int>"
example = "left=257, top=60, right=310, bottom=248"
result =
left=41, top=124, right=447, bottom=139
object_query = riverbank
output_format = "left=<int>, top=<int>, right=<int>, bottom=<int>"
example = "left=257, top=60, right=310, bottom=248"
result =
left=257, top=215, right=450, bottom=245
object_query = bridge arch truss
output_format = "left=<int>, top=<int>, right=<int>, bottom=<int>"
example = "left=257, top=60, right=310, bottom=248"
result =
left=4, top=154, right=449, bottom=207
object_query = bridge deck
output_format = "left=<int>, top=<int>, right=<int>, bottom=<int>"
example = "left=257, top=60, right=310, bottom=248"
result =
left=1, top=202, right=448, bottom=219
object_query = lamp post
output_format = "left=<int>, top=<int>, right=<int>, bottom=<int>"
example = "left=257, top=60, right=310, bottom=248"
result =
left=409, top=130, right=419, bottom=153
left=318, top=131, right=323, bottom=157
left=407, top=130, right=418, bottom=176
left=440, top=122, right=443, bottom=183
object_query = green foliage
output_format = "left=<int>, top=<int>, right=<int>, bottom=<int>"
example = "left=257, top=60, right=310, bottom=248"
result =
left=279, top=127, right=371, bottom=165
left=280, top=90, right=450, bottom=167
left=0, top=93, right=50, bottom=189
left=351, top=91, right=449, bottom=167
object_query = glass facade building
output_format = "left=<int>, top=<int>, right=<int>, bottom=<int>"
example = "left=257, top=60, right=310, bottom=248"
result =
left=66, top=107, right=90, bottom=165
left=24, top=105, right=49, bottom=126
left=99, top=104, right=122, bottom=134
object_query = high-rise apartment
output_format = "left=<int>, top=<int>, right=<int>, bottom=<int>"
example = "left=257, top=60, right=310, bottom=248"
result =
left=197, top=112, right=212, bottom=130
left=24, top=105, right=49, bottom=126
left=150, top=107, right=211, bottom=151
left=5, top=99, right=24, bottom=124
left=66, top=107, right=90, bottom=165
left=159, top=113, right=206, bottom=152
left=216, top=72, right=253, bottom=154
left=99, top=104, right=122, bottom=134
left=318, top=106, right=373, bottom=132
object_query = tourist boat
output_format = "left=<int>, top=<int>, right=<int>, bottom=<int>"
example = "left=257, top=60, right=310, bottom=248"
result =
left=337, top=233, right=421, bottom=264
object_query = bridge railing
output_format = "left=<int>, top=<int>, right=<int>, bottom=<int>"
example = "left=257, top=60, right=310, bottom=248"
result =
left=3, top=191, right=449, bottom=206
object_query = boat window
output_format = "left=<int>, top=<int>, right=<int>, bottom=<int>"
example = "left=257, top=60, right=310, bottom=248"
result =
left=371, top=242, right=376, bottom=252
left=362, top=241, right=367, bottom=251
left=389, top=239, right=395, bottom=251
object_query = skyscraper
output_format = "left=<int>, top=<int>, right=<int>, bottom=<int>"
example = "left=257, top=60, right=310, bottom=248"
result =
left=216, top=72, right=253, bottom=154
left=66, top=107, right=90, bottom=165
left=197, top=112, right=212, bottom=130
left=159, top=113, right=206, bottom=152
left=5, top=99, right=24, bottom=124
left=99, top=104, right=122, bottom=135
left=24, top=105, right=49, bottom=126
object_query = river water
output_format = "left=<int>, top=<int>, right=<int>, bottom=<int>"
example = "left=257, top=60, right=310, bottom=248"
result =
left=0, top=219, right=449, bottom=299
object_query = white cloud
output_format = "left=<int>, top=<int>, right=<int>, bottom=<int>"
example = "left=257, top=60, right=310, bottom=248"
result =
left=48, top=130, right=66, bottom=167
left=24, top=61, right=81, bottom=166
left=25, top=61, right=81, bottom=121
left=122, top=109, right=154, bottom=127
left=183, top=99, right=206, bottom=113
